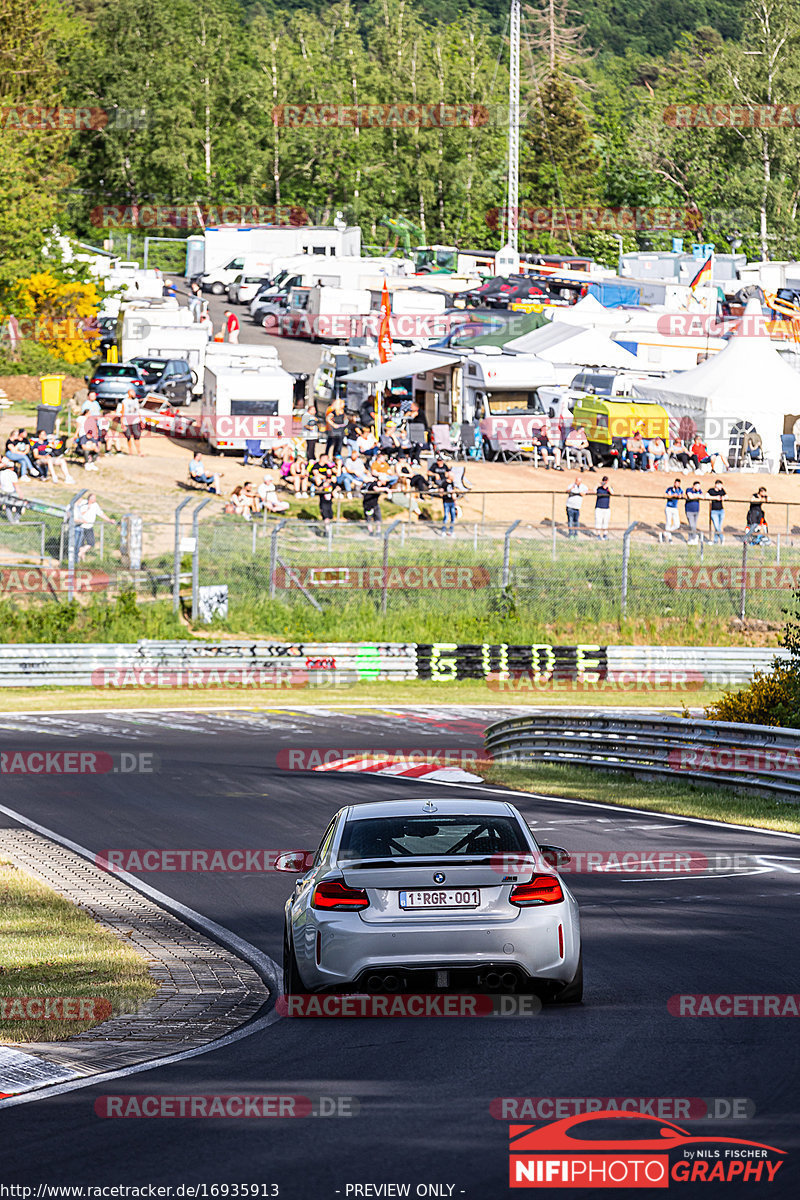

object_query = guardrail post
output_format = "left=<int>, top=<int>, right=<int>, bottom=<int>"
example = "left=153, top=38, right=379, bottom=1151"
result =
left=173, top=497, right=192, bottom=614
left=381, top=520, right=402, bottom=614
left=502, top=519, right=521, bottom=589
left=620, top=521, right=640, bottom=618
left=739, top=537, right=748, bottom=621
left=66, top=489, right=87, bottom=602
left=269, top=518, right=287, bottom=599
left=191, top=498, right=212, bottom=622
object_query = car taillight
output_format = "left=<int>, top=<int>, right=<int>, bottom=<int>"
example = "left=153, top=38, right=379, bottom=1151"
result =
left=509, top=875, right=564, bottom=907
left=311, top=879, right=369, bottom=911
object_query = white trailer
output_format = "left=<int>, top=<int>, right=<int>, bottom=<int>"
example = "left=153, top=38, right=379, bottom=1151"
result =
left=201, top=351, right=295, bottom=453
left=190, top=224, right=362, bottom=289
left=119, top=306, right=207, bottom=393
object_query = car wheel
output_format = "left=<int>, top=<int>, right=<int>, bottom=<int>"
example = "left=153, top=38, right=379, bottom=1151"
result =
left=283, top=925, right=304, bottom=998
left=263, top=313, right=279, bottom=332
left=211, top=282, right=224, bottom=296
left=553, top=950, right=583, bottom=1004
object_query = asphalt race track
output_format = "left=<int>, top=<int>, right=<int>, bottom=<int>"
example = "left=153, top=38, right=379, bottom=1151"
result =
left=0, top=705, right=798, bottom=1198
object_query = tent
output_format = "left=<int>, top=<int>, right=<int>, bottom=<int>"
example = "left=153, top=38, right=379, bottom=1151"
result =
left=504, top=321, right=640, bottom=381
left=547, top=293, right=624, bottom=327
left=633, top=333, right=800, bottom=466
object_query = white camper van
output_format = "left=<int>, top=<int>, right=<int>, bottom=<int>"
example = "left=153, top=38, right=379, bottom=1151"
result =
left=201, top=343, right=295, bottom=452
left=118, top=306, right=207, bottom=394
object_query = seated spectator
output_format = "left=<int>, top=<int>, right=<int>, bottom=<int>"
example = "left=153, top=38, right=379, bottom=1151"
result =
left=691, top=436, right=712, bottom=470
left=646, top=436, right=668, bottom=471
left=242, top=481, right=262, bottom=514
left=36, top=431, right=75, bottom=484
left=371, top=452, right=398, bottom=492
left=356, top=426, right=380, bottom=463
left=257, top=472, right=289, bottom=513
left=74, top=412, right=100, bottom=471
left=565, top=426, right=594, bottom=470
left=189, top=450, right=220, bottom=493
left=532, top=426, right=557, bottom=469
left=226, top=485, right=254, bottom=519
left=5, top=429, right=40, bottom=478
left=82, top=390, right=102, bottom=416
left=0, top=455, right=22, bottom=498
left=670, top=437, right=696, bottom=472
left=337, top=449, right=369, bottom=495
left=428, top=453, right=449, bottom=489
left=343, top=413, right=361, bottom=456
left=626, top=431, right=647, bottom=470
left=287, top=454, right=310, bottom=497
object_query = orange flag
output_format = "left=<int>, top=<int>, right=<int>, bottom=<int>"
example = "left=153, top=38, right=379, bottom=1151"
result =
left=378, top=280, right=394, bottom=363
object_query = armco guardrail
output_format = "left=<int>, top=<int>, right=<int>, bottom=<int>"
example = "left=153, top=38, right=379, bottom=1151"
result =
left=0, top=641, right=417, bottom=688
left=484, top=712, right=800, bottom=801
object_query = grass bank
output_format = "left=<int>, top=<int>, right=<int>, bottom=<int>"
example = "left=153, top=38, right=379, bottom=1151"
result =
left=0, top=858, right=158, bottom=1043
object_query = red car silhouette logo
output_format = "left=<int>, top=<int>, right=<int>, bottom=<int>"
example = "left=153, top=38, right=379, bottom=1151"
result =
left=510, top=1110, right=784, bottom=1154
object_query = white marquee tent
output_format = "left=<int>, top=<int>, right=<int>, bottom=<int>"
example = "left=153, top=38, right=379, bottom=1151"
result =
left=504, top=321, right=640, bottom=381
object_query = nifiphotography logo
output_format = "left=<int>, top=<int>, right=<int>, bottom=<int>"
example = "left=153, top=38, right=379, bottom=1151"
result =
left=507, top=1111, right=786, bottom=1188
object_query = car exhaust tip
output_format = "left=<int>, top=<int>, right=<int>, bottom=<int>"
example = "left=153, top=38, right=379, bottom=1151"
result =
left=483, top=971, right=502, bottom=990
left=382, top=974, right=401, bottom=993
left=501, top=971, right=518, bottom=990
left=366, top=974, right=385, bottom=992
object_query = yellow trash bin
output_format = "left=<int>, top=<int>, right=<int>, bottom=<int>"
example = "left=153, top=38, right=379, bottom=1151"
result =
left=40, top=375, right=65, bottom=407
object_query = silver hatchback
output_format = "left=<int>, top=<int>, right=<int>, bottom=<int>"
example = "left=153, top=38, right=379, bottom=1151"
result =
left=282, top=797, right=582, bottom=1002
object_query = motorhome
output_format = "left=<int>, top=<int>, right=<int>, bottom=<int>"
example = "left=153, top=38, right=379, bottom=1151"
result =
left=188, top=224, right=362, bottom=287
left=201, top=344, right=295, bottom=452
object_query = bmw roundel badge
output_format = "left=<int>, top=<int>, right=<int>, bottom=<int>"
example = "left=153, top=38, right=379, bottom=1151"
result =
left=433, top=872, right=445, bottom=884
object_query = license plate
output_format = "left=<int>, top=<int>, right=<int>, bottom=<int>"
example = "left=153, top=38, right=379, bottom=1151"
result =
left=399, top=889, right=480, bottom=910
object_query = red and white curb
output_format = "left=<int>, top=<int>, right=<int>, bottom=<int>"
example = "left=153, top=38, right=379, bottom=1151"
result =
left=312, top=756, right=485, bottom=784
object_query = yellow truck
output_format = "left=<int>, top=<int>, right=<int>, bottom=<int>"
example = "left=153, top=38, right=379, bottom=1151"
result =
left=571, top=396, right=670, bottom=466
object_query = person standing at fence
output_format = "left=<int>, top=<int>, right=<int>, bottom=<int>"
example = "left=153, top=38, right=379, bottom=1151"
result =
left=325, top=399, right=347, bottom=459
left=684, top=479, right=703, bottom=544
left=73, top=492, right=115, bottom=561
left=362, top=474, right=384, bottom=535
left=594, top=476, right=613, bottom=540
left=118, top=389, right=144, bottom=457
left=565, top=476, right=587, bottom=537
left=310, top=454, right=337, bottom=532
left=300, top=401, right=320, bottom=461
left=661, top=479, right=683, bottom=543
left=707, top=478, right=727, bottom=544
left=439, top=470, right=459, bottom=537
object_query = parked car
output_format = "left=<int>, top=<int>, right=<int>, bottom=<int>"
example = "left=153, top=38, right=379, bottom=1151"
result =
left=128, top=357, right=197, bottom=406
left=227, top=274, right=269, bottom=305
left=84, top=363, right=148, bottom=409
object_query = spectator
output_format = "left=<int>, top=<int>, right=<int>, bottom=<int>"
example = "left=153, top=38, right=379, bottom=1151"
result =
left=408, top=400, right=428, bottom=432
left=343, top=412, right=361, bottom=456
left=661, top=479, right=683, bottom=543
left=439, top=470, right=459, bottom=537
left=429, top=453, right=449, bottom=489
left=287, top=453, right=310, bottom=497
left=0, top=454, right=22, bottom=498
left=189, top=450, right=220, bottom=493
left=684, top=479, right=703, bottom=543
left=337, top=448, right=368, bottom=495
left=361, top=474, right=384, bottom=534
left=224, top=309, right=240, bottom=344
left=594, top=475, right=613, bottom=539
left=310, top=454, right=337, bottom=531
left=626, top=431, right=647, bottom=470
left=199, top=309, right=214, bottom=340
left=746, top=487, right=770, bottom=543
left=117, top=389, right=144, bottom=456
left=257, top=472, right=289, bottom=513
left=74, top=492, right=114, bottom=560
left=242, top=481, right=262, bottom=514
left=565, top=475, right=588, bottom=537
left=371, top=452, right=398, bottom=493
left=691, top=436, right=712, bottom=471
left=188, top=279, right=202, bottom=320
left=82, top=390, right=102, bottom=416
left=670, top=436, right=696, bottom=472
left=5, top=429, right=40, bottom=478
left=646, top=436, right=668, bottom=471
left=356, top=426, right=380, bottom=463
left=75, top=412, right=100, bottom=470
left=226, top=485, right=251, bottom=518
left=565, top=426, right=594, bottom=471
left=743, top=429, right=763, bottom=465
left=98, top=412, right=123, bottom=454
left=325, top=399, right=347, bottom=458
left=533, top=425, right=557, bottom=469
left=300, top=401, right=320, bottom=461
left=41, top=431, right=75, bottom=484
left=708, top=478, right=726, bottom=544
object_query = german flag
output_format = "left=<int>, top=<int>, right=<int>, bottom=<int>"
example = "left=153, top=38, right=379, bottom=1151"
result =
left=689, top=255, right=713, bottom=290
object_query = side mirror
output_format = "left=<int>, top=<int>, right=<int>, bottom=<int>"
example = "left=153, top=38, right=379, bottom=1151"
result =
left=273, top=850, right=313, bottom=873
left=538, top=844, right=571, bottom=868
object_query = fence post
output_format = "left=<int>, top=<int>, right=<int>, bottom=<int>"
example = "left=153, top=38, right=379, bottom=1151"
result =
left=620, top=521, right=640, bottom=618
left=739, top=538, right=748, bottom=621
left=776, top=532, right=781, bottom=566
left=269, top=519, right=287, bottom=599
left=252, top=521, right=257, bottom=555
left=190, top=498, right=213, bottom=622
left=502, top=519, right=521, bottom=589
left=40, top=522, right=45, bottom=563
left=66, top=489, right=87, bottom=603
left=173, top=497, right=192, bottom=614
left=381, top=519, right=402, bottom=614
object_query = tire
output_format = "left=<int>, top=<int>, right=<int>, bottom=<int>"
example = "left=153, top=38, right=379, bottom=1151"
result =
left=211, top=282, right=224, bottom=296
left=553, top=950, right=583, bottom=1004
left=263, top=313, right=278, bottom=333
left=283, top=924, right=304, bottom=998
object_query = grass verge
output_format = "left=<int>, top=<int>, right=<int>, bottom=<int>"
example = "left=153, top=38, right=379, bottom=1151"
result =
left=473, top=762, right=800, bottom=835
left=0, top=680, right=726, bottom=712
left=0, top=858, right=158, bottom=1043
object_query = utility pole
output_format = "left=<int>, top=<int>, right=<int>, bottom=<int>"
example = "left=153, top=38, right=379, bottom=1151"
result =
left=508, top=0, right=520, bottom=253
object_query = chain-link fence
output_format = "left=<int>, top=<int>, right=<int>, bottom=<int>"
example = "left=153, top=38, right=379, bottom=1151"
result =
left=2, top=492, right=799, bottom=630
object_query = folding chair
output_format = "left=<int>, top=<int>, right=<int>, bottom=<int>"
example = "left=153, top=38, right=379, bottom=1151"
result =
left=781, top=433, right=800, bottom=473
left=243, top=439, right=267, bottom=466
left=431, top=423, right=458, bottom=458
left=460, top=423, right=482, bottom=460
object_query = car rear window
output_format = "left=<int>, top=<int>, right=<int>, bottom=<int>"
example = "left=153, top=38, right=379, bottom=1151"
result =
left=94, top=365, right=140, bottom=377
left=338, top=815, right=528, bottom=861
